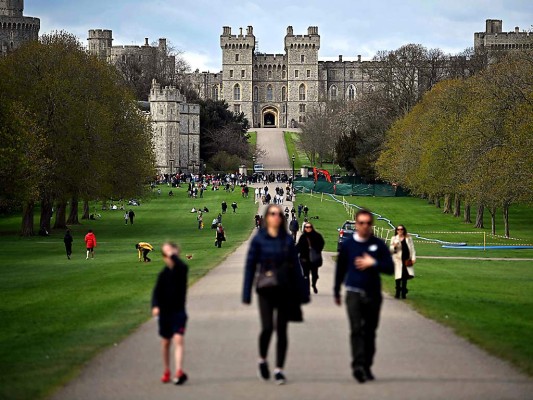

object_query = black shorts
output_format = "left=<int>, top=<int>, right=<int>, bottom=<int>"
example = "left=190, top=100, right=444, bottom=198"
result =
left=159, top=311, right=188, bottom=339
left=86, top=247, right=94, bottom=252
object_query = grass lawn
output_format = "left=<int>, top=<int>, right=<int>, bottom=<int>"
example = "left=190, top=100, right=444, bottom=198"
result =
left=248, top=131, right=257, bottom=150
left=284, top=131, right=346, bottom=174
left=294, top=192, right=533, bottom=375
left=0, top=186, right=257, bottom=400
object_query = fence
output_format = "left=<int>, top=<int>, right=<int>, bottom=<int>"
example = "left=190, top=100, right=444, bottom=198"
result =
left=294, top=178, right=408, bottom=197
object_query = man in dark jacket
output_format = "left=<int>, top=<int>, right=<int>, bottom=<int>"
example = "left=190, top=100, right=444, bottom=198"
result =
left=128, top=209, right=135, bottom=224
left=334, top=209, right=394, bottom=384
left=288, top=217, right=299, bottom=241
left=152, top=242, right=189, bottom=385
left=63, top=229, right=73, bottom=260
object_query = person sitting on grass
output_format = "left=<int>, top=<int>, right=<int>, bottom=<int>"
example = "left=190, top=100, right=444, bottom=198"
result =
left=152, top=242, right=189, bottom=385
left=136, top=242, right=154, bottom=262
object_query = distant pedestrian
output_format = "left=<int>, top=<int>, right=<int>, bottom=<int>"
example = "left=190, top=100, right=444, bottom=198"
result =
left=297, top=223, right=325, bottom=294
left=255, top=187, right=260, bottom=199
left=152, top=242, right=189, bottom=385
left=390, top=225, right=416, bottom=299
left=215, top=223, right=226, bottom=248
left=288, top=216, right=299, bottom=241
left=231, top=201, right=238, bottom=213
left=64, top=229, right=73, bottom=260
left=136, top=242, right=154, bottom=262
left=242, top=204, right=309, bottom=385
left=197, top=212, right=203, bottom=230
left=303, top=205, right=309, bottom=218
left=211, top=218, right=218, bottom=229
left=334, top=209, right=394, bottom=383
left=221, top=201, right=228, bottom=214
left=255, top=214, right=262, bottom=229
left=84, top=230, right=97, bottom=260
left=297, top=204, right=303, bottom=218
left=129, top=209, right=135, bottom=224
left=124, top=212, right=129, bottom=225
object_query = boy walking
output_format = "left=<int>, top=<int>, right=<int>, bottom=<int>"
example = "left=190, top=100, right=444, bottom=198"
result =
left=334, top=209, right=394, bottom=383
left=84, top=230, right=97, bottom=260
left=152, top=242, right=189, bottom=385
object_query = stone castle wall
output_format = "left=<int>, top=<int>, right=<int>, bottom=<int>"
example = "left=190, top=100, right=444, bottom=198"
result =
left=0, top=0, right=39, bottom=56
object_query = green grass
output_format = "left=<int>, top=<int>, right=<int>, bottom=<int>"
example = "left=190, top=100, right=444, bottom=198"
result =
left=284, top=131, right=346, bottom=174
left=248, top=131, right=257, bottom=149
left=0, top=187, right=257, bottom=400
left=294, top=192, right=533, bottom=375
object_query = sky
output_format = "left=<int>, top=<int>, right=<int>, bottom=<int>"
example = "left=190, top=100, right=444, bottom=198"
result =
left=26, top=0, right=533, bottom=72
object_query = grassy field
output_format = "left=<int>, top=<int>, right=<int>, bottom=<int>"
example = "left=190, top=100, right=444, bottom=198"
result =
left=248, top=131, right=257, bottom=149
left=284, top=131, right=345, bottom=174
left=0, top=187, right=257, bottom=400
left=294, top=192, right=533, bottom=375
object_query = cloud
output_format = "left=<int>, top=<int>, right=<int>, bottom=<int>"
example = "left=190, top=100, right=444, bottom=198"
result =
left=183, top=51, right=221, bottom=72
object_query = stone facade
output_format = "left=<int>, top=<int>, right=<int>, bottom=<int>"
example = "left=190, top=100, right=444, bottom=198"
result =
left=0, top=0, right=39, bottom=57
left=188, top=25, right=380, bottom=128
left=149, top=80, right=200, bottom=174
left=474, top=19, right=533, bottom=52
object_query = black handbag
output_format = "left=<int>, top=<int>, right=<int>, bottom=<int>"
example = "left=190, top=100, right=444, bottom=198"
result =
left=307, top=238, right=323, bottom=267
left=256, top=268, right=279, bottom=291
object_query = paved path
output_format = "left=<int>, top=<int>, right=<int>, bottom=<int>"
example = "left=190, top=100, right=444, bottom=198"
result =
left=51, top=129, right=532, bottom=399
left=255, top=128, right=291, bottom=170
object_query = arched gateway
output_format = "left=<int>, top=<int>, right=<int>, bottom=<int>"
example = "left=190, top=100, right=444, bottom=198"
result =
left=262, top=106, right=278, bottom=128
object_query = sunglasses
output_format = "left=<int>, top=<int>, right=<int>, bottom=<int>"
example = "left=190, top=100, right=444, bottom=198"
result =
left=304, top=226, right=312, bottom=229
left=397, top=228, right=404, bottom=231
left=357, top=221, right=372, bottom=226
left=268, top=211, right=282, bottom=217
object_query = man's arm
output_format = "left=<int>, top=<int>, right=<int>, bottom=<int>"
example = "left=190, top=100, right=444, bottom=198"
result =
left=334, top=244, right=348, bottom=302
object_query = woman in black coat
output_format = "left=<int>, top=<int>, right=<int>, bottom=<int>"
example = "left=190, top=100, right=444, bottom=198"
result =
left=242, top=204, right=309, bottom=385
left=296, top=222, right=325, bottom=294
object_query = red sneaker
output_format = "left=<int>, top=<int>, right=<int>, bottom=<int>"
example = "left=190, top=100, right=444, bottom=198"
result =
left=161, top=369, right=171, bottom=383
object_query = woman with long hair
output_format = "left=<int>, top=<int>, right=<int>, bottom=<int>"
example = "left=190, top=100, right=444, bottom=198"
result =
left=242, top=204, right=308, bottom=385
left=390, top=225, right=416, bottom=299
left=296, top=222, right=325, bottom=294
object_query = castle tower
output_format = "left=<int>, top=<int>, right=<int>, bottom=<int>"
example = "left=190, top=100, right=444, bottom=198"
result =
left=149, top=79, right=182, bottom=174
left=87, top=29, right=113, bottom=61
left=220, top=25, right=255, bottom=119
left=284, top=26, right=320, bottom=126
left=0, top=0, right=39, bottom=56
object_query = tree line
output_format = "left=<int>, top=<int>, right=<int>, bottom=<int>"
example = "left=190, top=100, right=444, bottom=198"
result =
left=376, top=51, right=533, bottom=237
left=0, top=32, right=155, bottom=236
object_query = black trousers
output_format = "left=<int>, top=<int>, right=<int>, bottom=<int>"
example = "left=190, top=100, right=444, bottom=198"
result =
left=395, top=265, right=410, bottom=296
left=346, top=291, right=382, bottom=370
left=258, top=291, right=289, bottom=369
left=302, top=261, right=319, bottom=288
left=142, top=249, right=151, bottom=262
left=65, top=244, right=72, bottom=258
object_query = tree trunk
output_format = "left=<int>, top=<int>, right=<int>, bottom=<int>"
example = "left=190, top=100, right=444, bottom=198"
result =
left=21, top=200, right=35, bottom=237
left=427, top=195, right=434, bottom=205
left=443, top=194, right=452, bottom=214
left=503, top=202, right=510, bottom=239
left=54, top=201, right=68, bottom=230
left=453, top=194, right=461, bottom=217
left=39, top=197, right=53, bottom=233
left=464, top=202, right=472, bottom=223
left=474, top=204, right=484, bottom=228
left=435, top=197, right=441, bottom=208
left=67, top=195, right=80, bottom=225
left=488, top=206, right=497, bottom=235
left=82, top=200, right=90, bottom=220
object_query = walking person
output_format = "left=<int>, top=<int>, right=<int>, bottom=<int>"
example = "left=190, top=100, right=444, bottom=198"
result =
left=152, top=242, right=189, bottom=385
left=197, top=212, right=203, bottom=230
left=136, top=242, right=154, bottom=262
left=297, top=223, right=325, bottom=294
left=221, top=201, right=228, bottom=214
left=242, top=205, right=309, bottom=385
left=231, top=201, right=238, bottom=213
left=84, top=229, right=97, bottom=260
left=288, top=216, right=299, bottom=241
left=124, top=211, right=129, bottom=225
left=303, top=205, right=309, bottom=218
left=390, top=225, right=416, bottom=299
left=297, top=204, right=303, bottom=218
left=334, top=209, right=394, bottom=383
left=129, top=209, right=135, bottom=225
left=215, top=223, right=226, bottom=248
left=64, top=229, right=73, bottom=260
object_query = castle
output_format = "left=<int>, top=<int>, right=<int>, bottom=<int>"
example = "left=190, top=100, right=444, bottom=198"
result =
left=0, top=0, right=39, bottom=56
left=189, top=20, right=533, bottom=128
left=147, top=80, right=200, bottom=174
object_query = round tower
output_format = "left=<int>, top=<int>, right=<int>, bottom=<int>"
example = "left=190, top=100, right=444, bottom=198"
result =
left=87, top=29, right=113, bottom=61
left=0, top=0, right=39, bottom=56
left=0, top=0, right=23, bottom=17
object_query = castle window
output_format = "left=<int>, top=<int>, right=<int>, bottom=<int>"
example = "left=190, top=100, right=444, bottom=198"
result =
left=281, top=86, right=287, bottom=101
left=235, top=54, right=240, bottom=62
left=295, top=70, right=299, bottom=78
left=330, top=70, right=336, bottom=79
left=347, top=85, right=356, bottom=100
left=301, top=54, right=305, bottom=63
left=253, top=86, right=258, bottom=101
left=268, top=70, right=272, bottom=79
left=241, top=69, right=246, bottom=78
left=330, top=85, right=338, bottom=100
left=212, top=85, right=219, bottom=100
left=170, top=141, right=173, bottom=154
left=299, top=83, right=306, bottom=101
left=233, top=84, right=241, bottom=101
left=229, top=69, right=234, bottom=78
left=253, top=104, right=258, bottom=113
left=299, top=104, right=306, bottom=113
left=266, top=85, right=273, bottom=101
left=307, top=69, right=311, bottom=78
left=349, top=70, right=354, bottom=79
left=299, top=115, right=306, bottom=123
left=234, top=104, right=241, bottom=114
left=282, top=104, right=287, bottom=113
left=282, top=70, right=286, bottom=79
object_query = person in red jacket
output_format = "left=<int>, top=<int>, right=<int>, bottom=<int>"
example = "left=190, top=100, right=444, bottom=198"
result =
left=84, top=230, right=97, bottom=260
